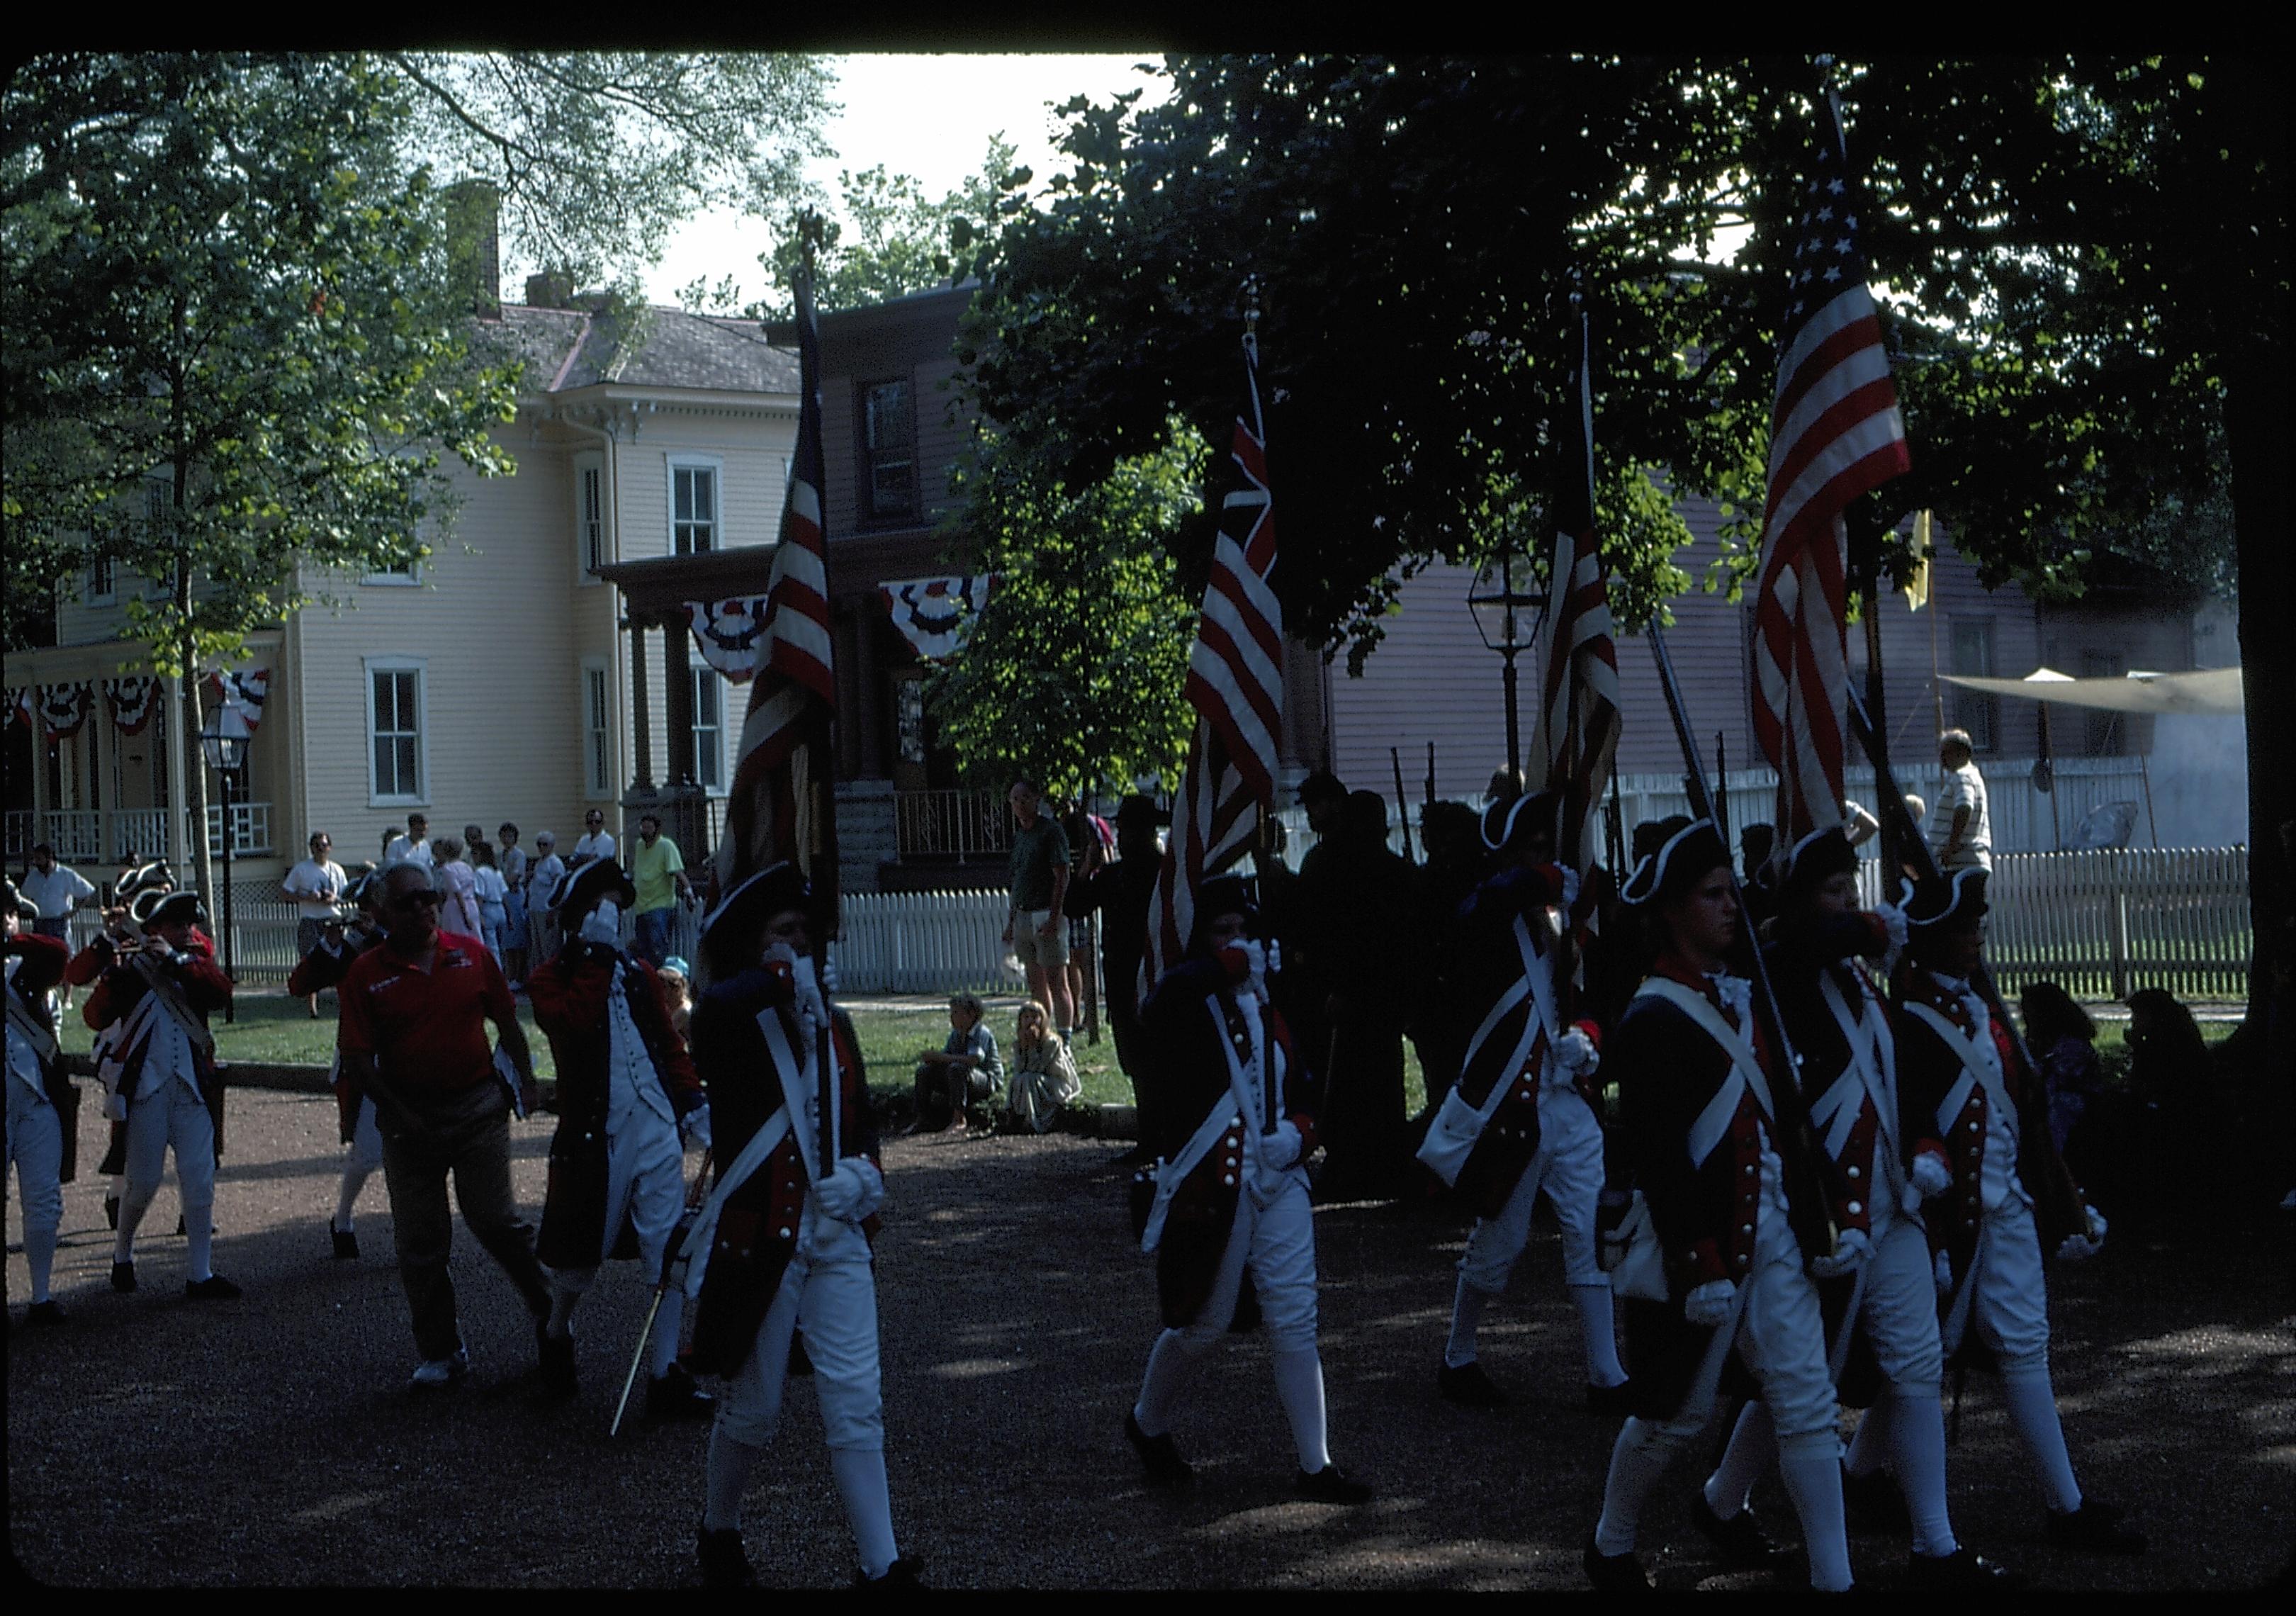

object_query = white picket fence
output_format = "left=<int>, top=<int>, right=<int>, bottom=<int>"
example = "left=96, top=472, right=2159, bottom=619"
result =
left=833, top=889, right=1026, bottom=995
left=1966, top=846, right=2250, bottom=1002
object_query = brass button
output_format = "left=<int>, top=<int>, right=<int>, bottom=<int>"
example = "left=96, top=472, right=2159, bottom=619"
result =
left=1847, top=1201, right=1863, bottom=1216
left=1222, top=1174, right=1236, bottom=1186
left=1847, top=1166, right=1861, bottom=1179
left=777, top=1228, right=791, bottom=1239
left=1741, top=1223, right=1754, bottom=1235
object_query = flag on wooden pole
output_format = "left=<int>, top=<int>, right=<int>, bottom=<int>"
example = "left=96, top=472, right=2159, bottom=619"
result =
left=1142, top=321, right=1283, bottom=992
left=1749, top=90, right=1913, bottom=846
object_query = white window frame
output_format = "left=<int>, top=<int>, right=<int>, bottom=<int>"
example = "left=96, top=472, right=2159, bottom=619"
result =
left=582, top=656, right=614, bottom=799
left=691, top=666, right=725, bottom=793
left=84, top=547, right=116, bottom=605
left=363, top=548, right=422, bottom=586
left=364, top=657, right=429, bottom=807
left=574, top=450, right=607, bottom=584
left=665, top=454, right=724, bottom=556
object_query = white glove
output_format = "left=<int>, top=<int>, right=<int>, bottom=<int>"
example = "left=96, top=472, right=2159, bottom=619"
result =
left=812, top=1157, right=884, bottom=1223
left=1683, top=1279, right=1738, bottom=1328
left=680, top=1104, right=712, bottom=1151
left=1810, top=1226, right=1872, bottom=1280
left=1237, top=938, right=1269, bottom=1003
left=578, top=899, right=621, bottom=946
left=1553, top=1027, right=1599, bottom=1078
left=1933, top=1249, right=1954, bottom=1294
left=1557, top=865, right=1581, bottom=912
left=764, top=943, right=829, bottom=1026
left=1874, top=900, right=1910, bottom=953
left=2056, top=1203, right=2108, bottom=1262
left=1910, top=1150, right=1952, bottom=1199
left=1259, top=1119, right=1303, bottom=1174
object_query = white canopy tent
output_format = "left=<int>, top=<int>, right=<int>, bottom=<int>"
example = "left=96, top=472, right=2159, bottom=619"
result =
left=1938, top=664, right=2244, bottom=716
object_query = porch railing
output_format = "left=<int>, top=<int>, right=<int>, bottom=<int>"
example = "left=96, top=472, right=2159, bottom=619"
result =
left=894, top=789, right=1013, bottom=860
left=10, top=804, right=276, bottom=868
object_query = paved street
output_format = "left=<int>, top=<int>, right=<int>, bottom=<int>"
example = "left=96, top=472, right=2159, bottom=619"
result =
left=9, top=1086, right=2291, bottom=1589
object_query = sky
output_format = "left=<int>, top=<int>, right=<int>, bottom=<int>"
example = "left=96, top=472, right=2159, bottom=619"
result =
left=642, top=53, right=1171, bottom=309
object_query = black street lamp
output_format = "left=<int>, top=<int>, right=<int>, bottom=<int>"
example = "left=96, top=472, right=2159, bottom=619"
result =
left=1467, top=551, right=1549, bottom=784
left=198, top=707, right=249, bottom=1023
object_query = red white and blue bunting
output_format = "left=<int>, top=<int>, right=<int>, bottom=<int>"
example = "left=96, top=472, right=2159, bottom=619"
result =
left=684, top=597, right=772, bottom=684
left=879, top=575, right=996, bottom=663
left=201, top=666, right=269, bottom=734
left=37, top=682, right=93, bottom=741
left=106, top=675, right=160, bottom=736
left=5, top=688, right=35, bottom=731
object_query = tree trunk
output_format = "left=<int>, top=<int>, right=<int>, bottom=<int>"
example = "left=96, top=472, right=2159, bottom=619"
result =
left=176, top=600, right=216, bottom=928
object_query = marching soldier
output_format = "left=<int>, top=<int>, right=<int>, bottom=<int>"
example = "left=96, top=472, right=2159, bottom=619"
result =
left=1584, top=819, right=1862, bottom=1592
left=6, top=880, right=77, bottom=1325
left=85, top=878, right=239, bottom=1300
left=1418, top=792, right=1628, bottom=1411
left=1696, top=829, right=2020, bottom=1587
left=67, top=860, right=172, bottom=1230
left=684, top=863, right=916, bottom=1588
left=1894, top=867, right=2146, bottom=1554
left=1123, top=877, right=1374, bottom=1505
left=289, top=869, right=389, bottom=1258
left=525, top=858, right=714, bottom=1415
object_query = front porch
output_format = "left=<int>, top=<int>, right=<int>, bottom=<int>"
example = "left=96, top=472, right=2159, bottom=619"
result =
left=4, top=802, right=276, bottom=869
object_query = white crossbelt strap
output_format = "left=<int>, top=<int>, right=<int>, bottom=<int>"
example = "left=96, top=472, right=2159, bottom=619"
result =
left=675, top=1101, right=794, bottom=1300
left=1139, top=1091, right=1246, bottom=1255
left=1905, top=1000, right=2017, bottom=1139
left=1634, top=977, right=1774, bottom=1169
left=1818, top=965, right=1897, bottom=1153
left=1419, top=914, right=1557, bottom=1185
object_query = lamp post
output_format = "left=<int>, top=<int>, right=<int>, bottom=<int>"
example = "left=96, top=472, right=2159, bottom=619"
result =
left=198, top=707, right=249, bottom=1023
left=1467, top=550, right=1549, bottom=785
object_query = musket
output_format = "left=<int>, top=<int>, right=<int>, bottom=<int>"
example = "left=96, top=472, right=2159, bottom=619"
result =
left=1391, top=747, right=1416, bottom=863
left=610, top=1146, right=713, bottom=1437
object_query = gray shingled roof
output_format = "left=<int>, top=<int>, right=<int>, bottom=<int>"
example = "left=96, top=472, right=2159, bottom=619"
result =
left=484, top=304, right=799, bottom=397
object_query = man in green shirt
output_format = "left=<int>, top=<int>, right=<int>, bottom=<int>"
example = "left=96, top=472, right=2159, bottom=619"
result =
left=630, top=814, right=694, bottom=965
left=1003, top=778, right=1074, bottom=1033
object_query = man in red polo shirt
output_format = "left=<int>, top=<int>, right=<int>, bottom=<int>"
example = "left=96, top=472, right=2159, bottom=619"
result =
left=339, top=861, right=556, bottom=1391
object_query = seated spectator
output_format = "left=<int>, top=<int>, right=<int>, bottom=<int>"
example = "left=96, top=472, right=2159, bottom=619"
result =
left=2021, top=980, right=2104, bottom=1155
left=657, top=955, right=694, bottom=1043
left=909, top=992, right=1002, bottom=1138
left=1004, top=1000, right=1081, bottom=1135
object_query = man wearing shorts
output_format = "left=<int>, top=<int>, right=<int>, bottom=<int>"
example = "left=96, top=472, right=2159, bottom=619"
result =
left=1003, top=779, right=1074, bottom=1033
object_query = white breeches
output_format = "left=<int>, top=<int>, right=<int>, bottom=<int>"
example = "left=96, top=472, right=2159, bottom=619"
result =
left=1857, top=1213, right=1945, bottom=1395
left=123, top=1081, right=214, bottom=1209
left=347, top=1095, right=384, bottom=1172
left=1180, top=1169, right=1319, bottom=1354
left=1458, top=1087, right=1605, bottom=1294
left=6, top=1078, right=64, bottom=1246
left=714, top=1215, right=884, bottom=1451
left=1951, top=1199, right=2051, bottom=1371
left=552, top=1113, right=686, bottom=1289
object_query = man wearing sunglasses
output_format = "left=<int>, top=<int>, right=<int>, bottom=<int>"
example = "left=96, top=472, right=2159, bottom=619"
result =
left=337, top=862, right=555, bottom=1391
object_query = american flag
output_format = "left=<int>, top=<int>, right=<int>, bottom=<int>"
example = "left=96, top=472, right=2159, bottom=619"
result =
left=717, top=271, right=839, bottom=925
left=1530, top=311, right=1621, bottom=882
left=1142, top=327, right=1283, bottom=994
left=1749, top=91, right=1912, bottom=846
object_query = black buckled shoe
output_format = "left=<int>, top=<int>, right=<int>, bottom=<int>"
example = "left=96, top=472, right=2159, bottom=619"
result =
left=1585, top=1378, right=1636, bottom=1417
left=1692, top=1490, right=1796, bottom=1573
left=646, top=1362, right=716, bottom=1420
left=26, top=1299, right=68, bottom=1327
left=1295, top=1463, right=1375, bottom=1505
left=534, top=1323, right=578, bottom=1402
left=855, top=1556, right=923, bottom=1587
left=111, top=1261, right=136, bottom=1294
left=697, top=1524, right=757, bottom=1588
left=2046, top=1499, right=2146, bottom=1555
left=331, top=1224, right=360, bottom=1260
left=1841, top=1463, right=1911, bottom=1532
left=1124, top=1409, right=1194, bottom=1490
left=1908, top=1547, right=2027, bottom=1589
left=1583, top=1534, right=1652, bottom=1590
left=1438, top=1359, right=1509, bottom=1408
left=185, top=1274, right=242, bottom=1300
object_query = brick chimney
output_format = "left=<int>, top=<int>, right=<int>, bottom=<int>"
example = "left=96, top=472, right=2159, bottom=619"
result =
left=441, top=179, right=502, bottom=321
left=525, top=269, right=576, bottom=310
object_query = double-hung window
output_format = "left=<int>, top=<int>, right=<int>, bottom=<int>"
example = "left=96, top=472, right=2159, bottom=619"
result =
left=861, top=378, right=916, bottom=522
left=670, top=459, right=718, bottom=554
left=691, top=668, right=724, bottom=791
left=366, top=660, right=427, bottom=804
left=1949, top=619, right=1998, bottom=753
left=575, top=451, right=607, bottom=580
left=583, top=658, right=613, bottom=797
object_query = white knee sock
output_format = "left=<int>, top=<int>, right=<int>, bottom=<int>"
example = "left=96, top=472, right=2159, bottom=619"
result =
left=1594, top=1417, right=1688, bottom=1556
left=1271, top=1347, right=1333, bottom=1474
left=703, top=1426, right=761, bottom=1532
left=1445, top=1276, right=1492, bottom=1368
left=2002, top=1362, right=2083, bottom=1514
left=649, top=1289, right=687, bottom=1379
left=1845, top=1395, right=1890, bottom=1477
left=1887, top=1391, right=1959, bottom=1558
left=1133, top=1328, right=1210, bottom=1438
left=1776, top=1432, right=1854, bottom=1591
left=114, top=1182, right=158, bottom=1263
left=1703, top=1399, right=1774, bottom=1520
left=183, top=1203, right=214, bottom=1283
left=334, top=1163, right=371, bottom=1230
left=829, top=1446, right=900, bottom=1579
left=1572, top=1281, right=1628, bottom=1387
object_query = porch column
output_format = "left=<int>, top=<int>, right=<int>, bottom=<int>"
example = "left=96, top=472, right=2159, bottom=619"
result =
left=629, top=617, right=655, bottom=792
left=664, top=607, right=694, bottom=787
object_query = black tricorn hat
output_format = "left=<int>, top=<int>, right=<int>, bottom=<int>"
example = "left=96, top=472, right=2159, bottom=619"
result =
left=145, top=890, right=208, bottom=931
left=1775, top=825, right=1860, bottom=915
left=699, top=861, right=813, bottom=967
left=1619, top=817, right=1730, bottom=908
left=1480, top=787, right=1563, bottom=857
left=1190, top=875, right=1259, bottom=947
left=1905, top=866, right=1988, bottom=941
left=557, top=857, right=636, bottom=919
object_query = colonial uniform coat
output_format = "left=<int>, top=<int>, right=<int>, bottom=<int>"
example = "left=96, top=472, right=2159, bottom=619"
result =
left=6, top=932, right=77, bottom=1296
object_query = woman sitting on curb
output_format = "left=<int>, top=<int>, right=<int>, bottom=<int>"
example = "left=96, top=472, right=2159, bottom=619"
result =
left=1005, top=1001, right=1081, bottom=1134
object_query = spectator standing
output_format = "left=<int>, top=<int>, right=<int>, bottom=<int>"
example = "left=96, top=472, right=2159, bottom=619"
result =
left=570, top=809, right=617, bottom=870
left=910, top=992, right=1002, bottom=1136
left=527, top=831, right=568, bottom=968
left=497, top=824, right=530, bottom=987
left=1003, top=779, right=1074, bottom=1035
left=336, top=862, right=553, bottom=1388
left=472, top=841, right=510, bottom=965
left=629, top=813, right=694, bottom=965
left=281, top=833, right=349, bottom=1017
left=1929, top=729, right=1992, bottom=871
left=383, top=814, right=433, bottom=869
left=1062, top=803, right=1112, bottom=1043
left=433, top=837, right=483, bottom=941
left=1073, top=796, right=1164, bottom=1111
left=1005, top=1001, right=1081, bottom=1134
left=21, top=845, right=96, bottom=946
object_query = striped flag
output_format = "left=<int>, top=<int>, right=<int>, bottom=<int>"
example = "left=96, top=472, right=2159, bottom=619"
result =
left=1142, top=327, right=1283, bottom=993
left=717, top=270, right=839, bottom=926
left=1530, top=311, right=1621, bottom=882
left=1749, top=91, right=1912, bottom=846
